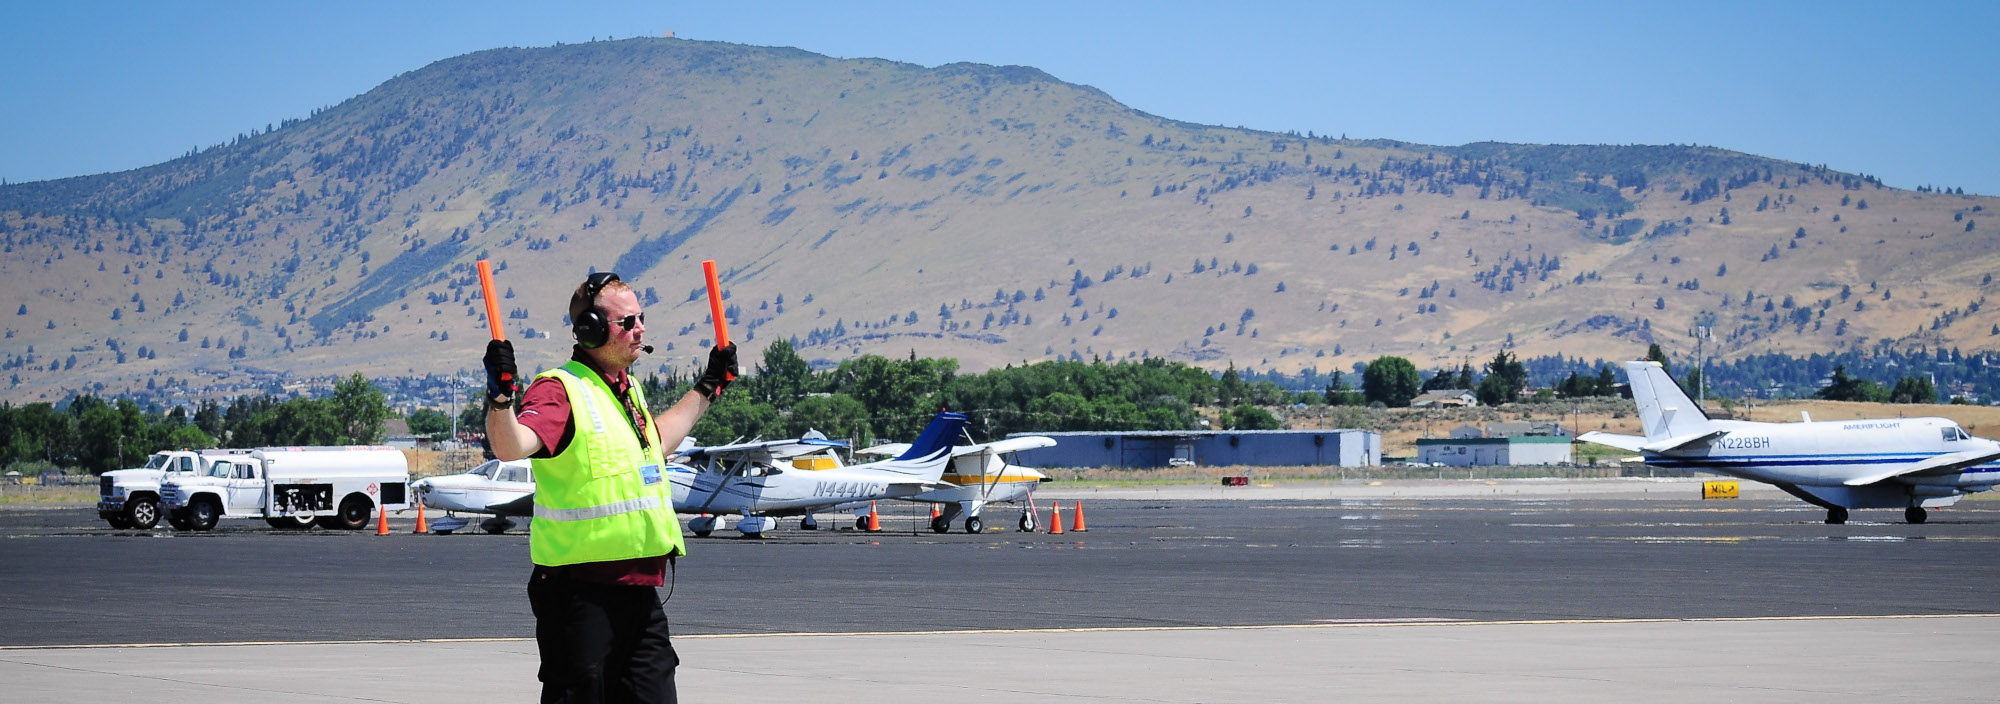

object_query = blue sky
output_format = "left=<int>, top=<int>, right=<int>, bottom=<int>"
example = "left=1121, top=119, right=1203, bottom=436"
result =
left=4, top=1, right=1996, bottom=194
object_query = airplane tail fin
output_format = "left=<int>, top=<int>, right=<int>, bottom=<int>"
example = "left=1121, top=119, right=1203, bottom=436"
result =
left=1624, top=361, right=1711, bottom=442
left=894, top=411, right=970, bottom=462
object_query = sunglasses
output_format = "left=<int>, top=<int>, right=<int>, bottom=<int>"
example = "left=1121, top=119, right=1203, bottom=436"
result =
left=613, top=312, right=645, bottom=331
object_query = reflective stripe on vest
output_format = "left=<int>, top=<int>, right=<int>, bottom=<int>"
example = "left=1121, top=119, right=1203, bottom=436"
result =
left=537, top=495, right=663, bottom=522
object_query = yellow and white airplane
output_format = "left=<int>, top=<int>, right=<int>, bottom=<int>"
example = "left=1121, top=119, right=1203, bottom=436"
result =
left=860, top=435, right=1058, bottom=533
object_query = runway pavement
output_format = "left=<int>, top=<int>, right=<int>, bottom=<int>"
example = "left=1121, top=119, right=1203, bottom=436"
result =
left=4, top=478, right=1997, bottom=701
left=7, top=616, right=1997, bottom=703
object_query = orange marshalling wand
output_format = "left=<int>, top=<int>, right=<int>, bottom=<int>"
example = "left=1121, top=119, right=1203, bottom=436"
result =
left=477, top=260, right=505, bottom=341
left=701, top=259, right=734, bottom=381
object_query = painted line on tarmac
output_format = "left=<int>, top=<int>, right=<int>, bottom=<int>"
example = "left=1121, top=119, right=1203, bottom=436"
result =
left=9, top=612, right=1997, bottom=650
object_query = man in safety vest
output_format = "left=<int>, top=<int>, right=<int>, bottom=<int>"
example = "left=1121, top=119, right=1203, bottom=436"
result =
left=483, top=270, right=737, bottom=703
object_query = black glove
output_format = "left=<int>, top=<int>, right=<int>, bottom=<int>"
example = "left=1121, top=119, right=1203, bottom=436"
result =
left=692, top=343, right=738, bottom=401
left=483, top=339, right=518, bottom=407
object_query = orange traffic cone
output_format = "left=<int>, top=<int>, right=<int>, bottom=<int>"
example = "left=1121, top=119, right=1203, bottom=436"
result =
left=375, top=502, right=390, bottom=535
left=413, top=500, right=428, bottom=534
left=866, top=502, right=882, bottom=532
left=1049, top=503, right=1065, bottom=535
left=930, top=503, right=941, bottom=520
left=1072, top=501, right=1087, bottom=532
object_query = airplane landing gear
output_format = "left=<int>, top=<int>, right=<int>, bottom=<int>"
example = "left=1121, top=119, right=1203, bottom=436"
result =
left=480, top=517, right=515, bottom=534
left=688, top=514, right=720, bottom=537
left=1017, top=508, right=1036, bottom=532
left=736, top=515, right=775, bottom=538
left=800, top=514, right=819, bottom=530
left=964, top=516, right=983, bottom=534
left=1906, top=506, right=1928, bottom=524
left=931, top=514, right=951, bottom=533
left=1825, top=507, right=1849, bottom=525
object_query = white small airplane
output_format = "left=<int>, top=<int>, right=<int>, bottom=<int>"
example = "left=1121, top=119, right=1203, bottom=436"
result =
left=670, top=410, right=970, bottom=537
left=411, top=459, right=535, bottom=534
left=1579, top=361, right=2000, bottom=524
left=859, top=435, right=1058, bottom=533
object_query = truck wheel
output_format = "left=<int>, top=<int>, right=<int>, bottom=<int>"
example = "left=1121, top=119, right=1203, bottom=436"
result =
left=167, top=509, right=194, bottom=530
left=264, top=515, right=312, bottom=530
left=126, top=497, right=160, bottom=530
left=188, top=498, right=220, bottom=531
left=324, top=495, right=372, bottom=530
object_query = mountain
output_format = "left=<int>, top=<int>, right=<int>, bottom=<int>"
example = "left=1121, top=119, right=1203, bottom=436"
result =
left=2, top=37, right=1996, bottom=404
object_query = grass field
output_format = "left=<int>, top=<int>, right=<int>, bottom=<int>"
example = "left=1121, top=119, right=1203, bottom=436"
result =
left=0, top=485, right=97, bottom=504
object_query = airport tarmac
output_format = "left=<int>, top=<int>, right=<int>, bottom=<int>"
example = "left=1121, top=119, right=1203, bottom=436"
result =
left=4, top=478, right=1997, bottom=701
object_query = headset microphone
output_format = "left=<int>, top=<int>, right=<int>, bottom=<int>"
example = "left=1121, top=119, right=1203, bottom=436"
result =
left=641, top=345, right=655, bottom=354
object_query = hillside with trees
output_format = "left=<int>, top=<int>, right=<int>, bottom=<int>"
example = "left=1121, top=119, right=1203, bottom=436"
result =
left=2, top=37, right=1997, bottom=406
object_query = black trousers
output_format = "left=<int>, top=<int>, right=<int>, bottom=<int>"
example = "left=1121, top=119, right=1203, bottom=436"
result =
left=528, top=574, right=679, bottom=704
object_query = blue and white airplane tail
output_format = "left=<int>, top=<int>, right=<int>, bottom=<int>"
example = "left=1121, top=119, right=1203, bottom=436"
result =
left=841, top=411, right=969, bottom=485
left=1625, top=361, right=1713, bottom=443
left=893, top=411, right=970, bottom=462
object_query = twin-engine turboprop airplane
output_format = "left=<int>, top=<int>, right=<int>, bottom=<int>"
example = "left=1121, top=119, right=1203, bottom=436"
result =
left=1579, top=361, right=2000, bottom=524
left=670, top=410, right=970, bottom=537
left=858, top=435, right=1057, bottom=533
left=412, top=459, right=535, bottom=534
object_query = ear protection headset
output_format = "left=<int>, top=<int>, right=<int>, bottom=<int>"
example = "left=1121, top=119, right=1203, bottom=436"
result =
left=572, top=271, right=622, bottom=349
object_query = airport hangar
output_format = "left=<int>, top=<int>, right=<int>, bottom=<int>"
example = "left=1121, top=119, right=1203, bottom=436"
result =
left=1005, top=429, right=1380, bottom=468
left=1415, top=436, right=1574, bottom=466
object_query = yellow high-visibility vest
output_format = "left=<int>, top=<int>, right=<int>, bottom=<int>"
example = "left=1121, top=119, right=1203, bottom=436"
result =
left=529, top=361, right=685, bottom=566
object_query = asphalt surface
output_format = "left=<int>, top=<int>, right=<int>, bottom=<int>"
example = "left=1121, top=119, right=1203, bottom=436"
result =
left=5, top=484, right=1998, bottom=648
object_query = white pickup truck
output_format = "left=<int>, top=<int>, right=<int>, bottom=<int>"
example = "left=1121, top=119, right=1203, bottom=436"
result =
left=160, top=446, right=410, bottom=531
left=98, top=449, right=254, bottom=529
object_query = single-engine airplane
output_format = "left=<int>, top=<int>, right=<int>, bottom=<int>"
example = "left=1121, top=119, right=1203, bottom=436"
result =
left=670, top=410, right=969, bottom=537
left=1579, top=361, right=2000, bottom=524
left=860, top=434, right=1058, bottom=533
left=411, top=458, right=536, bottom=534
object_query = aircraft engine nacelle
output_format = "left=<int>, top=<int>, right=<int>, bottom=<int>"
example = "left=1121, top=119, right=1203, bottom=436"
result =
left=1791, top=483, right=1965, bottom=509
left=1908, top=484, right=1968, bottom=499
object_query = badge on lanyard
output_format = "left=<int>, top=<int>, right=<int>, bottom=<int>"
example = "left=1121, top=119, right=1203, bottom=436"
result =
left=640, top=464, right=663, bottom=485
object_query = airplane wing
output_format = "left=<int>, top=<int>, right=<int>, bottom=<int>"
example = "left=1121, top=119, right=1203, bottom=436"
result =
left=1842, top=448, right=2000, bottom=486
left=1576, top=431, right=1647, bottom=452
left=856, top=442, right=909, bottom=457
left=860, top=436, right=1059, bottom=458
left=686, top=436, right=849, bottom=463
left=487, top=492, right=536, bottom=516
left=973, top=436, right=1058, bottom=454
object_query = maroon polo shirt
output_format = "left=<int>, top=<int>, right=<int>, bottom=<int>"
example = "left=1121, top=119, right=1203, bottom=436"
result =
left=516, top=349, right=669, bottom=587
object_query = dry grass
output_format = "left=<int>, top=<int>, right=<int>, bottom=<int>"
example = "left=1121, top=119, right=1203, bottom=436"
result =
left=0, top=485, right=97, bottom=504
left=1350, top=397, right=2000, bottom=456
left=1049, top=463, right=1651, bottom=486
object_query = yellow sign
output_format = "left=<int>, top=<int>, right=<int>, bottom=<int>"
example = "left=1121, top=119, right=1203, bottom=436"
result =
left=1702, top=480, right=1740, bottom=500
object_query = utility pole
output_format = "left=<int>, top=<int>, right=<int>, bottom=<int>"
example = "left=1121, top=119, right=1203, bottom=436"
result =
left=1688, top=325, right=1712, bottom=407
left=450, top=368, right=462, bottom=452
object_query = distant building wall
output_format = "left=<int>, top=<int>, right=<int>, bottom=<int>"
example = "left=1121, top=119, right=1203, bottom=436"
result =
left=1009, top=430, right=1379, bottom=468
left=1416, top=436, right=1573, bottom=466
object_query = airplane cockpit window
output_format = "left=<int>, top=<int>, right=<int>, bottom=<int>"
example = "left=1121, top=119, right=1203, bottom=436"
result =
left=472, top=462, right=498, bottom=479
left=498, top=466, right=528, bottom=483
left=1943, top=427, right=1971, bottom=442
